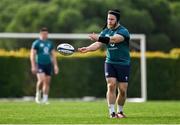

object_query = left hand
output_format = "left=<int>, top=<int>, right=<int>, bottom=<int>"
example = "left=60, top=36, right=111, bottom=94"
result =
left=89, top=33, right=98, bottom=42
left=54, top=65, right=59, bottom=75
left=78, top=47, right=89, bottom=53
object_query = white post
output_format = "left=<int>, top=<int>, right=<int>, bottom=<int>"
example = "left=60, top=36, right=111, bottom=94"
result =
left=140, top=35, right=147, bottom=101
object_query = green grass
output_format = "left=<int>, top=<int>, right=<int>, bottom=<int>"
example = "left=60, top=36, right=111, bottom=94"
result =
left=0, top=100, right=179, bottom=124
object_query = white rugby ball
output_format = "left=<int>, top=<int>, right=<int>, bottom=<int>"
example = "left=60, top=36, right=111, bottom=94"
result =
left=57, top=43, right=75, bottom=56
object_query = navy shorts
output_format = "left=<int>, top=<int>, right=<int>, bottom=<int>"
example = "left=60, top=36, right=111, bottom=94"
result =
left=104, top=62, right=130, bottom=82
left=37, top=63, right=53, bottom=76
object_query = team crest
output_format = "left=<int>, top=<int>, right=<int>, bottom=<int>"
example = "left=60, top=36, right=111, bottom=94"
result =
left=40, top=43, right=44, bottom=47
left=110, top=43, right=115, bottom=47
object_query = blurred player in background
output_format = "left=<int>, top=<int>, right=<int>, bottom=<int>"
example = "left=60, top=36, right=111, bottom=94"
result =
left=78, top=9, right=130, bottom=118
left=30, top=27, right=59, bottom=104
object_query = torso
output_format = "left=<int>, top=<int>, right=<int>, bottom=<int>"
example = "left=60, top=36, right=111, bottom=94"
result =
left=32, top=39, right=54, bottom=65
left=100, top=25, right=130, bottom=65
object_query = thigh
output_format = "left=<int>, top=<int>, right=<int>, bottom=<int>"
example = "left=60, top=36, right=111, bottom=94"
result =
left=115, top=65, right=130, bottom=83
left=37, top=73, right=46, bottom=82
left=106, top=77, right=117, bottom=91
left=37, top=63, right=46, bottom=74
left=106, top=77, right=117, bottom=84
left=104, top=62, right=116, bottom=79
left=44, top=64, right=53, bottom=76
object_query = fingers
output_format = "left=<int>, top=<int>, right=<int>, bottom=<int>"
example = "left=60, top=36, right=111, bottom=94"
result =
left=89, top=34, right=95, bottom=41
left=54, top=66, right=59, bottom=75
left=89, top=33, right=98, bottom=41
left=54, top=68, right=59, bottom=75
left=78, top=47, right=88, bottom=53
left=31, top=68, right=37, bottom=74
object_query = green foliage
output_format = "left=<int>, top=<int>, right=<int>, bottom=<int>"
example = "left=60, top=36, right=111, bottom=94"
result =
left=6, top=3, right=44, bottom=32
left=167, top=2, right=180, bottom=46
left=0, top=0, right=180, bottom=50
left=122, top=9, right=155, bottom=34
left=148, top=34, right=173, bottom=51
left=0, top=56, right=179, bottom=100
left=147, top=58, right=180, bottom=100
left=0, top=57, right=31, bottom=97
left=57, top=9, right=83, bottom=33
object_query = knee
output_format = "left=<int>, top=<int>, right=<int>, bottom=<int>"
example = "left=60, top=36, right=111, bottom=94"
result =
left=37, top=78, right=45, bottom=84
left=119, top=89, right=127, bottom=97
left=107, top=83, right=116, bottom=92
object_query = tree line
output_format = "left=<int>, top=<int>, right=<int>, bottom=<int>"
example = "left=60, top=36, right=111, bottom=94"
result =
left=0, top=0, right=179, bottom=51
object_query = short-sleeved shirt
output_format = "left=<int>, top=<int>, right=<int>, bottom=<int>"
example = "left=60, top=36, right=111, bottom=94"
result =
left=31, top=39, right=54, bottom=65
left=100, top=25, right=130, bottom=65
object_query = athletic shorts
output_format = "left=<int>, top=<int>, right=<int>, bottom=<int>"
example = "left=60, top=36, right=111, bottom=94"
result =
left=37, top=63, right=53, bottom=76
left=104, top=62, right=130, bottom=82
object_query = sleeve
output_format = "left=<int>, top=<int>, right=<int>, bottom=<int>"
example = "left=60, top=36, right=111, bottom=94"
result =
left=117, top=28, right=130, bottom=42
left=31, top=40, right=38, bottom=50
left=99, top=29, right=106, bottom=37
left=50, top=41, right=55, bottom=51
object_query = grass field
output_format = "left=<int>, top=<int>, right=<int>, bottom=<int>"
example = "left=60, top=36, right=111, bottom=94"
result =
left=0, top=100, right=179, bottom=124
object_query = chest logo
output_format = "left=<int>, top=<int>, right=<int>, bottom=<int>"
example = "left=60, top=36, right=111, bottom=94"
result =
left=40, top=43, right=44, bottom=47
left=43, top=47, right=49, bottom=54
left=110, top=43, right=115, bottom=47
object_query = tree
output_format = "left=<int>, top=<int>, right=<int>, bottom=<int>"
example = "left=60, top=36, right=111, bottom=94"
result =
left=57, top=9, right=83, bottom=33
left=148, top=34, right=173, bottom=51
left=122, top=9, right=155, bottom=34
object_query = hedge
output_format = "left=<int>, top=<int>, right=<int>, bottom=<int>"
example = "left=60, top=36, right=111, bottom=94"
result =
left=0, top=52, right=179, bottom=100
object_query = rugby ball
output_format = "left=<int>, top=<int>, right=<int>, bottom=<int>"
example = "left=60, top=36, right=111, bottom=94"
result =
left=57, top=43, right=75, bottom=56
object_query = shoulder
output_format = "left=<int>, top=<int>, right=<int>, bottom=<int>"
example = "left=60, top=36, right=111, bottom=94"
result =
left=118, top=26, right=129, bottom=35
left=32, top=39, right=40, bottom=48
left=32, top=39, right=42, bottom=46
left=100, top=28, right=109, bottom=36
left=33, top=39, right=40, bottom=44
left=117, top=26, right=130, bottom=37
left=46, top=39, right=53, bottom=44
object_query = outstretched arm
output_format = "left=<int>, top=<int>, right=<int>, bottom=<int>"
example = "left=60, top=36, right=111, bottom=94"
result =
left=78, top=42, right=102, bottom=53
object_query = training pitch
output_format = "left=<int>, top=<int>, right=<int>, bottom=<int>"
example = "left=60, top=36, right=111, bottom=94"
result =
left=0, top=100, right=179, bottom=124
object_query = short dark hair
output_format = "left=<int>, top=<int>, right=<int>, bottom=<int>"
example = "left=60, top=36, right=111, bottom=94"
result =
left=40, top=27, right=48, bottom=32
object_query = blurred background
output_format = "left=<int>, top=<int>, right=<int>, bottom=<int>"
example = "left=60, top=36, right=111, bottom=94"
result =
left=0, top=0, right=179, bottom=100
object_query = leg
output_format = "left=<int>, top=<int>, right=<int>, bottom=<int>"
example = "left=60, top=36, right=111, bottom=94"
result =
left=117, top=82, right=128, bottom=107
left=106, top=77, right=117, bottom=116
left=116, top=82, right=128, bottom=118
left=104, top=62, right=118, bottom=117
left=115, top=64, right=130, bottom=117
left=43, top=75, right=51, bottom=95
left=36, top=73, right=44, bottom=91
left=35, top=73, right=46, bottom=103
left=42, top=75, right=51, bottom=103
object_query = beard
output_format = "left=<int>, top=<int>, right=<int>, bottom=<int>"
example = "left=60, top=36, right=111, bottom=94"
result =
left=107, top=22, right=118, bottom=29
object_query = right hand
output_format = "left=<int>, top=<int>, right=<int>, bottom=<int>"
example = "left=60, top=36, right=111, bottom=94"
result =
left=31, top=66, right=37, bottom=74
left=78, top=47, right=89, bottom=53
left=54, top=65, right=59, bottom=75
left=89, top=33, right=98, bottom=41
